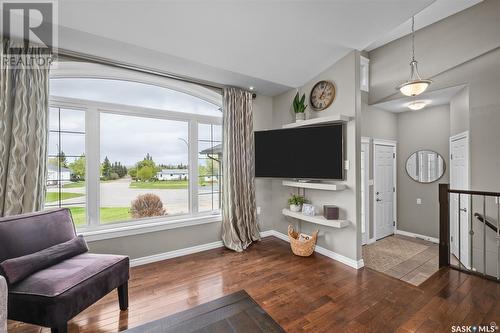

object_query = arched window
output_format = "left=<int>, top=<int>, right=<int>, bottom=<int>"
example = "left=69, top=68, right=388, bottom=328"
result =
left=47, top=63, right=222, bottom=229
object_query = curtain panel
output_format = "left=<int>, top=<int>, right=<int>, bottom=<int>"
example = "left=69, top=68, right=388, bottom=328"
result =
left=0, top=40, right=50, bottom=216
left=221, top=87, right=260, bottom=252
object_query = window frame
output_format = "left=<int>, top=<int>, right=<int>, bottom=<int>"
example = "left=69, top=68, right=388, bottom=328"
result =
left=48, top=75, right=222, bottom=232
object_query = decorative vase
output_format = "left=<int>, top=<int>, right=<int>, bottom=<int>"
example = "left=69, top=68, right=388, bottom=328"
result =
left=290, top=204, right=302, bottom=212
left=295, top=112, right=305, bottom=122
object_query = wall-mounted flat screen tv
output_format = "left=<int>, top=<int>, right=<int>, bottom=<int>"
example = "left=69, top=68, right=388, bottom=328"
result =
left=254, top=124, right=344, bottom=180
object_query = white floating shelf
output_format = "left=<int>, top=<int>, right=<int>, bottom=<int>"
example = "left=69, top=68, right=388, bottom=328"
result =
left=282, top=180, right=346, bottom=191
left=282, top=114, right=353, bottom=129
left=282, top=209, right=350, bottom=228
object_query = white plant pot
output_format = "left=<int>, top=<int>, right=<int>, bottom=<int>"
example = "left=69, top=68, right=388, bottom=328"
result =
left=295, top=113, right=305, bottom=122
left=289, top=204, right=302, bottom=212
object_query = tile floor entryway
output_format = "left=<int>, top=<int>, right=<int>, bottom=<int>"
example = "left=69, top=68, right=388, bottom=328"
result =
left=362, top=234, right=439, bottom=286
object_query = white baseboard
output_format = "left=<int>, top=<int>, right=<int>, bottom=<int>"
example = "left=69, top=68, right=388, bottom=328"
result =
left=395, top=229, right=439, bottom=244
left=130, top=229, right=364, bottom=270
left=261, top=230, right=364, bottom=269
left=259, top=230, right=275, bottom=238
left=366, top=238, right=376, bottom=245
left=130, top=240, right=224, bottom=267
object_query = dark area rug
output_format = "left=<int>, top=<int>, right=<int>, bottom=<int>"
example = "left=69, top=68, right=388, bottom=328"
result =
left=123, top=290, right=285, bottom=333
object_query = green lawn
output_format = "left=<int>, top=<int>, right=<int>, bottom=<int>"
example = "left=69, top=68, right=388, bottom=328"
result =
left=46, top=192, right=84, bottom=203
left=69, top=207, right=132, bottom=226
left=130, top=180, right=189, bottom=189
left=62, top=181, right=85, bottom=188
left=129, top=180, right=214, bottom=189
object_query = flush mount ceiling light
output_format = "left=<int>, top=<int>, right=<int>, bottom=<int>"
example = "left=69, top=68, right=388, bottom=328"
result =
left=406, top=100, right=429, bottom=111
left=397, top=16, right=432, bottom=97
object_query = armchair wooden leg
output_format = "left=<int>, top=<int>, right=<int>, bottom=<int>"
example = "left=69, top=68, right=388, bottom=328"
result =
left=118, top=282, right=129, bottom=311
left=51, top=324, right=67, bottom=333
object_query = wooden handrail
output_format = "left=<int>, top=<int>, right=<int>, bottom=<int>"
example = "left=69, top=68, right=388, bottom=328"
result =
left=448, top=189, right=500, bottom=197
left=474, top=213, right=499, bottom=233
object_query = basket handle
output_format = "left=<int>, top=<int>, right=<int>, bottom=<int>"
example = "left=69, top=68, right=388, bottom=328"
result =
left=312, top=230, right=319, bottom=240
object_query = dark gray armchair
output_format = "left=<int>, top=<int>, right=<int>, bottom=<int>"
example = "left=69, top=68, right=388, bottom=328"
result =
left=0, top=208, right=129, bottom=333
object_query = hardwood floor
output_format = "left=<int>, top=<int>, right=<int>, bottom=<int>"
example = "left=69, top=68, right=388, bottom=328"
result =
left=8, top=237, right=500, bottom=333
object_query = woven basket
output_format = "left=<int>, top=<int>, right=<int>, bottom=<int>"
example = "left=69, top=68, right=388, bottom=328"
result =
left=288, top=225, right=318, bottom=257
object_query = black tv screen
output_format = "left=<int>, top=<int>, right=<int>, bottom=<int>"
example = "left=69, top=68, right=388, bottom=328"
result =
left=254, top=124, right=344, bottom=180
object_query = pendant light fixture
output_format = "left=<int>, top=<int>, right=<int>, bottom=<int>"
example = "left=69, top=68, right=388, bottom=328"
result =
left=406, top=100, right=430, bottom=111
left=397, top=16, right=432, bottom=97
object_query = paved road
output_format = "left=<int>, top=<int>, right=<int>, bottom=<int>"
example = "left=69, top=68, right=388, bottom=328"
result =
left=47, top=177, right=220, bottom=215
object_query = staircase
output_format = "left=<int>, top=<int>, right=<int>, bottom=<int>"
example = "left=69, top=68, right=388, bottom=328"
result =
left=439, top=184, right=500, bottom=281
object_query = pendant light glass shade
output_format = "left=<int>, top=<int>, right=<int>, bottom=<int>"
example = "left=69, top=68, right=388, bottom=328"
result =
left=406, top=100, right=429, bottom=111
left=397, top=17, right=432, bottom=96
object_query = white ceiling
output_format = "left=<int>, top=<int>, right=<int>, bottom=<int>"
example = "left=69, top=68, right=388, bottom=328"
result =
left=372, top=85, right=466, bottom=113
left=366, top=0, right=482, bottom=51
left=55, top=0, right=437, bottom=95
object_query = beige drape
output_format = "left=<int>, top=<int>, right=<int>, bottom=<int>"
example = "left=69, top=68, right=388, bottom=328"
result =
left=221, top=87, right=260, bottom=252
left=0, top=40, right=50, bottom=216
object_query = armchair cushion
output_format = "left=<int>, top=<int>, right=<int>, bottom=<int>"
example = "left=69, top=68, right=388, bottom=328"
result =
left=1, top=235, right=88, bottom=284
left=8, top=253, right=129, bottom=327
left=0, top=209, right=76, bottom=263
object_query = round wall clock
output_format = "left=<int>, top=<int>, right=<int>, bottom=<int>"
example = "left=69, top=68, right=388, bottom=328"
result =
left=310, top=80, right=336, bottom=111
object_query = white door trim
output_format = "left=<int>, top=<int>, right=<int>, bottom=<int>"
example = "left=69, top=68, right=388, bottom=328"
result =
left=449, top=130, right=471, bottom=268
left=361, top=137, right=370, bottom=245
left=450, top=130, right=469, bottom=143
left=373, top=139, right=397, bottom=240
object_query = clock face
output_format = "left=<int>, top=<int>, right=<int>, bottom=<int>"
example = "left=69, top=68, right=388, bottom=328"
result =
left=310, top=81, right=336, bottom=111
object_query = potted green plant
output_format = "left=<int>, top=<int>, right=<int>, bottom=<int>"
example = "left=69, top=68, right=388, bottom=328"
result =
left=293, top=92, right=307, bottom=122
left=288, top=194, right=306, bottom=212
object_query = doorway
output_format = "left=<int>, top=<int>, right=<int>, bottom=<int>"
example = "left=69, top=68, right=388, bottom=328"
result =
left=449, top=131, right=470, bottom=268
left=373, top=140, right=396, bottom=240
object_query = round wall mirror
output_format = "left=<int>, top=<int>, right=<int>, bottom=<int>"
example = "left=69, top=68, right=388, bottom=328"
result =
left=406, top=150, right=446, bottom=183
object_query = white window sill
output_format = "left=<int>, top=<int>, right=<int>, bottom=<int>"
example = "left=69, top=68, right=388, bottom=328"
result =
left=80, top=214, right=222, bottom=242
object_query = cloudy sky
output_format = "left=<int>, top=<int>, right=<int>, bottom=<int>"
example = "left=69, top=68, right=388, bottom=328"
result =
left=49, top=78, right=221, bottom=167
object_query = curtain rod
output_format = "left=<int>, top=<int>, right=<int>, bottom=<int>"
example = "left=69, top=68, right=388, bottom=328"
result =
left=56, top=48, right=225, bottom=93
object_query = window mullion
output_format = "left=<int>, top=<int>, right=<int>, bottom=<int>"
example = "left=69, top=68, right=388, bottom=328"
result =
left=86, top=107, right=100, bottom=226
left=189, top=120, right=199, bottom=214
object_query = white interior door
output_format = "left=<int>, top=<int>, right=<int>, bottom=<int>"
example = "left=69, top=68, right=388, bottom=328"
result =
left=450, top=133, right=470, bottom=268
left=374, top=144, right=395, bottom=240
left=361, top=141, right=370, bottom=245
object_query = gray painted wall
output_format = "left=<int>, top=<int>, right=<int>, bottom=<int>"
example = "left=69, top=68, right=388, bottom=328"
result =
left=450, top=86, right=469, bottom=137
left=396, top=105, right=450, bottom=238
left=361, top=104, right=398, bottom=140
left=369, top=0, right=500, bottom=104
left=88, top=221, right=222, bottom=259
left=253, top=95, right=275, bottom=231
left=270, top=51, right=362, bottom=262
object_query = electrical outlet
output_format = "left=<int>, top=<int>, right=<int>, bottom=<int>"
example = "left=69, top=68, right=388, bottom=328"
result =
left=257, top=206, right=261, bottom=215
left=344, top=160, right=350, bottom=170
left=417, top=198, right=422, bottom=205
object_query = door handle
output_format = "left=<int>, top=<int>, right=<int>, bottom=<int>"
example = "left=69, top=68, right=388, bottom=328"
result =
left=376, top=198, right=382, bottom=202
left=460, top=208, right=467, bottom=212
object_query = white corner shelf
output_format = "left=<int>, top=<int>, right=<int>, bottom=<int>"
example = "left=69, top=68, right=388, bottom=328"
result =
left=282, top=114, right=353, bottom=129
left=282, top=209, right=350, bottom=228
left=282, top=180, right=346, bottom=191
